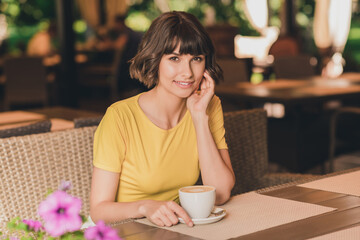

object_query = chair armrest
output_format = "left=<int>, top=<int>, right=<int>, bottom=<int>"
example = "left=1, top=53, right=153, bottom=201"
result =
left=257, top=173, right=318, bottom=190
left=231, top=172, right=318, bottom=196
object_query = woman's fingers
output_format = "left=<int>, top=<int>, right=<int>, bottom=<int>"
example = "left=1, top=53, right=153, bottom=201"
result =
left=202, top=71, right=215, bottom=96
left=146, top=201, right=193, bottom=227
left=203, top=71, right=215, bottom=86
left=152, top=217, right=165, bottom=227
left=158, top=204, right=178, bottom=227
left=168, top=202, right=193, bottom=227
left=149, top=209, right=173, bottom=227
left=165, top=202, right=182, bottom=225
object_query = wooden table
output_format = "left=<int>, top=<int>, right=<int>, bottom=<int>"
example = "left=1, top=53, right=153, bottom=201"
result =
left=112, top=168, right=360, bottom=239
left=0, top=106, right=103, bottom=131
left=216, top=74, right=360, bottom=172
left=216, top=73, right=360, bottom=105
left=29, top=106, right=103, bottom=121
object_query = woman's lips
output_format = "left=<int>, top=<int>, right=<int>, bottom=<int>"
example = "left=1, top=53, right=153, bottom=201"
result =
left=173, top=80, right=195, bottom=88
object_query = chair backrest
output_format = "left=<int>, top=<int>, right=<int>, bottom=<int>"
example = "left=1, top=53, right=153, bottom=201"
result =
left=217, top=58, right=252, bottom=84
left=269, top=36, right=300, bottom=57
left=3, top=57, right=48, bottom=110
left=0, top=126, right=96, bottom=227
left=224, top=109, right=268, bottom=195
left=0, top=120, right=52, bottom=138
left=74, top=116, right=103, bottom=128
left=273, top=54, right=318, bottom=79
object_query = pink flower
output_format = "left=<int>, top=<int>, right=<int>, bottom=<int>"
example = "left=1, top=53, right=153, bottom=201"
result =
left=22, top=219, right=43, bottom=232
left=38, top=190, right=82, bottom=237
left=84, top=221, right=121, bottom=240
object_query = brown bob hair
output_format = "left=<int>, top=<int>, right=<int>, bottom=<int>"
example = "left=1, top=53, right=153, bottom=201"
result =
left=129, top=11, right=223, bottom=88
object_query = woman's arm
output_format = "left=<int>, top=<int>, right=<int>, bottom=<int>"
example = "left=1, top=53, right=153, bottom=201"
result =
left=90, top=167, right=193, bottom=227
left=193, top=119, right=234, bottom=205
left=187, top=72, right=235, bottom=205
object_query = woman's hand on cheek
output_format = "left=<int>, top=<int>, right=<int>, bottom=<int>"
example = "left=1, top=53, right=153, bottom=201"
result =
left=138, top=200, right=193, bottom=227
left=186, top=71, right=215, bottom=117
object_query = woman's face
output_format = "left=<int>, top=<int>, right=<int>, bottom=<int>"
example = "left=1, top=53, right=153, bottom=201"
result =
left=157, top=45, right=205, bottom=99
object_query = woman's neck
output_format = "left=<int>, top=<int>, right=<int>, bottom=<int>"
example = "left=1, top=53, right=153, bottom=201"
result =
left=138, top=87, right=188, bottom=129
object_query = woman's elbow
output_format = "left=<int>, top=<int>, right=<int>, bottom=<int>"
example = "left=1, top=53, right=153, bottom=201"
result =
left=216, top=182, right=234, bottom=205
left=90, top=207, right=101, bottom=224
left=215, top=190, right=231, bottom=205
left=90, top=202, right=108, bottom=224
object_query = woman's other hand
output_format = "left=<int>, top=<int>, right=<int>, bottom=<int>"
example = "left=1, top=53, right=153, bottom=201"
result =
left=186, top=71, right=215, bottom=117
left=138, top=200, right=193, bottom=227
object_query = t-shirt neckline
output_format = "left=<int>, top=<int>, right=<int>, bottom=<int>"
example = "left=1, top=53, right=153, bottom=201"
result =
left=135, top=93, right=190, bottom=132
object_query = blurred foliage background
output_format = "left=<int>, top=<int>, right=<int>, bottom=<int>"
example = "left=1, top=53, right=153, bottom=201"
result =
left=0, top=0, right=359, bottom=71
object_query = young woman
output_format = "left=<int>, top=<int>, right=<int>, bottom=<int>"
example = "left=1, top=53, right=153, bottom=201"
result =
left=90, top=11, right=235, bottom=228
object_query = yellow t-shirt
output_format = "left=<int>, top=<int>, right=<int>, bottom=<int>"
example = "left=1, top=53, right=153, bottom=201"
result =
left=93, top=93, right=227, bottom=203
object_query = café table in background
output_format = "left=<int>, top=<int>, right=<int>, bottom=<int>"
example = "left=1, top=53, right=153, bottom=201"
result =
left=0, top=106, right=103, bottom=132
left=215, top=73, right=360, bottom=173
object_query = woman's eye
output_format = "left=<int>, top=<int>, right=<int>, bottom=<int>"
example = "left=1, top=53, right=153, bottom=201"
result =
left=193, top=57, right=203, bottom=62
left=169, top=56, right=179, bottom=61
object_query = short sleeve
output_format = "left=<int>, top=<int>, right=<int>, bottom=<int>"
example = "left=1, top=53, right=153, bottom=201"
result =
left=93, top=106, right=126, bottom=173
left=207, top=95, right=228, bottom=149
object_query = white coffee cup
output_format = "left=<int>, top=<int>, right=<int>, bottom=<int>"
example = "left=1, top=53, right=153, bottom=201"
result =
left=179, top=185, right=216, bottom=219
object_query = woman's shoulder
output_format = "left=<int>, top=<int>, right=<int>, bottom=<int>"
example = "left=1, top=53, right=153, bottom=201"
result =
left=211, top=94, right=220, bottom=104
left=206, top=94, right=222, bottom=116
left=101, top=94, right=142, bottom=121
left=209, top=94, right=221, bottom=108
left=108, top=94, right=141, bottom=111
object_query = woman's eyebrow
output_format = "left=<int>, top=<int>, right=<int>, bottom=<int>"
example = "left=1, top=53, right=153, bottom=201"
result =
left=168, top=52, right=204, bottom=56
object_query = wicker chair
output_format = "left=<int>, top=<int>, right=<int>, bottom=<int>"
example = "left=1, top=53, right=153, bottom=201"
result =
left=74, top=116, right=103, bottom=128
left=0, top=126, right=96, bottom=232
left=0, top=120, right=52, bottom=138
left=224, top=109, right=315, bottom=195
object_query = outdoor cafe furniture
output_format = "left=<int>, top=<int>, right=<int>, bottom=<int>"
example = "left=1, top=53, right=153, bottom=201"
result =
left=70, top=108, right=315, bottom=195
left=329, top=106, right=360, bottom=172
left=0, top=120, right=51, bottom=138
left=74, top=116, right=103, bottom=128
left=0, top=107, right=103, bottom=132
left=272, top=54, right=317, bottom=79
left=2, top=56, right=49, bottom=110
left=0, top=126, right=96, bottom=233
left=216, top=73, right=360, bottom=173
left=113, top=167, right=360, bottom=240
left=223, top=109, right=314, bottom=195
left=0, top=110, right=359, bottom=239
left=215, top=74, right=360, bottom=106
left=0, top=109, right=313, bottom=233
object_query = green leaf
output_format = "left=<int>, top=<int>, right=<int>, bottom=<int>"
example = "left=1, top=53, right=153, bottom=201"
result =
left=36, top=232, right=44, bottom=239
left=7, top=222, right=16, bottom=229
left=80, top=215, right=87, bottom=223
left=73, top=230, right=85, bottom=239
left=17, top=222, right=29, bottom=231
left=45, top=189, right=54, bottom=197
left=20, top=236, right=33, bottom=240
left=9, top=216, right=21, bottom=225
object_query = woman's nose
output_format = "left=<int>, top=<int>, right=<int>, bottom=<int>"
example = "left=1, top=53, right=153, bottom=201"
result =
left=180, top=61, right=193, bottom=78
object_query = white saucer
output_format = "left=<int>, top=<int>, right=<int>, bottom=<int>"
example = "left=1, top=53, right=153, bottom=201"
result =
left=178, top=207, right=226, bottom=225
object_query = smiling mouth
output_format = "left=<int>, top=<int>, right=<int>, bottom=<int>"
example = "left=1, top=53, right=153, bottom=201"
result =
left=174, top=81, right=194, bottom=86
